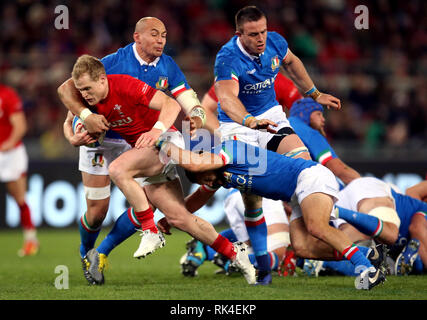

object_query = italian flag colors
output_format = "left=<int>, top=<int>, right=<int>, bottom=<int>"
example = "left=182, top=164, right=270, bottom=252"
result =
left=231, top=71, right=239, bottom=82
left=317, top=149, right=333, bottom=165
left=127, top=208, right=142, bottom=228
left=170, top=82, right=187, bottom=98
left=244, top=208, right=266, bottom=227
left=219, top=148, right=232, bottom=165
left=342, top=244, right=359, bottom=260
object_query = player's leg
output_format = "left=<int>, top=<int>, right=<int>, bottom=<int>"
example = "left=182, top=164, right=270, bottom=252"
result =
left=7, top=175, right=39, bottom=256
left=145, top=178, right=256, bottom=284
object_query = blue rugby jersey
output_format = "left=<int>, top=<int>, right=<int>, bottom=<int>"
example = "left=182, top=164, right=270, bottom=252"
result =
left=289, top=117, right=338, bottom=166
left=214, top=32, right=289, bottom=122
left=392, top=189, right=427, bottom=243
left=100, top=43, right=191, bottom=139
left=214, top=140, right=316, bottom=201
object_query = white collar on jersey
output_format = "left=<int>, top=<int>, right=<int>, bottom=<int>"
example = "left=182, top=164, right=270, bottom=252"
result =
left=132, top=43, right=160, bottom=67
left=236, top=37, right=264, bottom=61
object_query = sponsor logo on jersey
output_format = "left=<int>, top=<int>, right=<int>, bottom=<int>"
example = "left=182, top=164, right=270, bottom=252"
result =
left=110, top=116, right=133, bottom=127
left=241, top=76, right=275, bottom=95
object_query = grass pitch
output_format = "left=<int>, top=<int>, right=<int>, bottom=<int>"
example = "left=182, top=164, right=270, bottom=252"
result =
left=0, top=228, right=426, bottom=301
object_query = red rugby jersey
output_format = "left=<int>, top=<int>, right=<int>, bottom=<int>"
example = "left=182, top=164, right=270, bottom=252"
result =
left=95, top=74, right=176, bottom=147
left=0, top=84, right=24, bottom=148
left=207, top=72, right=302, bottom=111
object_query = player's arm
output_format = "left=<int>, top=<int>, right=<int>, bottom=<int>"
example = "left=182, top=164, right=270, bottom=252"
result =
left=323, top=157, right=361, bottom=185
left=215, top=79, right=277, bottom=133
left=63, top=111, right=97, bottom=147
left=135, top=90, right=181, bottom=148
left=406, top=181, right=427, bottom=202
left=57, top=78, right=110, bottom=134
left=282, top=50, right=341, bottom=110
left=157, top=140, right=225, bottom=172
left=0, top=111, right=26, bottom=152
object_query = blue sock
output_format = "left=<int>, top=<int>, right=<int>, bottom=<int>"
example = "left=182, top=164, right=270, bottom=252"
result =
left=336, top=206, right=384, bottom=237
left=342, top=244, right=373, bottom=274
left=249, top=251, right=279, bottom=270
left=244, top=208, right=270, bottom=272
left=97, top=208, right=139, bottom=256
left=79, top=213, right=101, bottom=258
left=413, top=255, right=424, bottom=274
left=205, top=228, right=238, bottom=261
left=324, top=245, right=371, bottom=276
left=323, top=260, right=359, bottom=276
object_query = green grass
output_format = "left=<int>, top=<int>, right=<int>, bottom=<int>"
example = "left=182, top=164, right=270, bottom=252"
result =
left=0, top=228, right=426, bottom=300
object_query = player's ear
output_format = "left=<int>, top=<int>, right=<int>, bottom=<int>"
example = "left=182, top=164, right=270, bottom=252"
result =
left=235, top=30, right=242, bottom=37
left=133, top=32, right=140, bottom=43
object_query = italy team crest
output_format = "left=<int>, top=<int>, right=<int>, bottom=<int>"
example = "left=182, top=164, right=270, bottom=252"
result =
left=156, top=77, right=168, bottom=91
left=271, top=56, right=280, bottom=71
left=91, top=153, right=105, bottom=167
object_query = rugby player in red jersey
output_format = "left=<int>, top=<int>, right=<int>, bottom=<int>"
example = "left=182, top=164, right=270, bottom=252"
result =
left=66, top=54, right=256, bottom=285
left=0, top=83, right=39, bottom=256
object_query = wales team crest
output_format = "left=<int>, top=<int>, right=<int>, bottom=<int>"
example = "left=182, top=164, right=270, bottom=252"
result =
left=271, top=56, right=280, bottom=71
left=156, top=77, right=168, bottom=91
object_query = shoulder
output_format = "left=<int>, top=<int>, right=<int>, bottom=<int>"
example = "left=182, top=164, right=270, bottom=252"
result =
left=216, top=37, right=240, bottom=62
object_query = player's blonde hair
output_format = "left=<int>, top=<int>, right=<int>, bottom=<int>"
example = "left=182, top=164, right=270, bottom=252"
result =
left=71, top=54, right=106, bottom=81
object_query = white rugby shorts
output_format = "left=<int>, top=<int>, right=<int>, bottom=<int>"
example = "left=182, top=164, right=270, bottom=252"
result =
left=219, top=105, right=292, bottom=149
left=0, top=144, right=28, bottom=182
left=335, top=177, right=395, bottom=212
left=289, top=164, right=340, bottom=222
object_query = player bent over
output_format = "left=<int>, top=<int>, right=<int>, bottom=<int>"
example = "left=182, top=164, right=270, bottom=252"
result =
left=156, top=138, right=387, bottom=289
left=65, top=55, right=256, bottom=285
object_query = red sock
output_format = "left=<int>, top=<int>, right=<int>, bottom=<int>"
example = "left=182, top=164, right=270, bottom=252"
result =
left=19, top=202, right=34, bottom=230
left=210, top=234, right=236, bottom=260
left=134, top=208, right=158, bottom=233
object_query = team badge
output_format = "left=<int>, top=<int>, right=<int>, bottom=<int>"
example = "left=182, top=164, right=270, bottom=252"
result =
left=156, top=77, right=168, bottom=91
left=271, top=56, right=280, bottom=71
left=91, top=153, right=105, bottom=167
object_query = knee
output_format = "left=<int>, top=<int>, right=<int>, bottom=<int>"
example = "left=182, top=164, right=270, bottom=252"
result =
left=108, top=161, right=125, bottom=184
left=305, top=220, right=328, bottom=241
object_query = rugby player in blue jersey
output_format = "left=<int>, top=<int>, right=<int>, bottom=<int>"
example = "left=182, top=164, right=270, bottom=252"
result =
left=212, top=6, right=341, bottom=284
left=60, top=17, right=218, bottom=284
left=153, top=138, right=387, bottom=290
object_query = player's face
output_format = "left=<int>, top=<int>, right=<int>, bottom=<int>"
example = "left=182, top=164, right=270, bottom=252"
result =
left=196, top=171, right=223, bottom=188
left=310, top=110, right=326, bottom=136
left=74, top=73, right=108, bottom=106
left=134, top=20, right=167, bottom=60
left=237, top=17, right=268, bottom=55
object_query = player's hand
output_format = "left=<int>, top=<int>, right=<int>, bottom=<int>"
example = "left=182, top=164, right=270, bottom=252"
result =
left=83, top=113, right=110, bottom=134
left=157, top=217, right=172, bottom=235
left=316, top=93, right=341, bottom=110
left=247, top=118, right=278, bottom=134
left=69, top=125, right=97, bottom=147
left=135, top=128, right=163, bottom=148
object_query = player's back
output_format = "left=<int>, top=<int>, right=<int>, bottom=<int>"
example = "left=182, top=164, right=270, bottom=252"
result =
left=218, top=140, right=316, bottom=201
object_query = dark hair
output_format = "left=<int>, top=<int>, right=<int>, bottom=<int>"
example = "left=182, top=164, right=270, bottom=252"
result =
left=184, top=169, right=198, bottom=184
left=235, top=6, right=266, bottom=32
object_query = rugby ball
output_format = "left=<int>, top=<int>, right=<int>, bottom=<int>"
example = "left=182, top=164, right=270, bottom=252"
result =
left=72, top=115, right=105, bottom=148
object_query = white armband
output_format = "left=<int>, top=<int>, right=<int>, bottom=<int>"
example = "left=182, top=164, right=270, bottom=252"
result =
left=79, top=108, right=93, bottom=122
left=190, top=106, right=207, bottom=126
left=176, top=89, right=201, bottom=114
left=153, top=121, right=167, bottom=134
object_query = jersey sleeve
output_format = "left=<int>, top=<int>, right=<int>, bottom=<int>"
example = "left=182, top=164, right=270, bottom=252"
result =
left=269, top=32, right=289, bottom=62
left=165, top=57, right=191, bottom=98
left=5, top=87, right=23, bottom=115
left=214, top=51, right=241, bottom=83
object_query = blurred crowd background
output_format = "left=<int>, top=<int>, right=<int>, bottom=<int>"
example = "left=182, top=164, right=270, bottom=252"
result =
left=0, top=0, right=426, bottom=161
